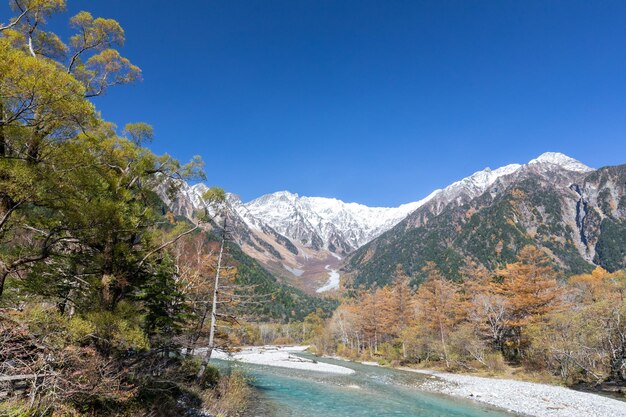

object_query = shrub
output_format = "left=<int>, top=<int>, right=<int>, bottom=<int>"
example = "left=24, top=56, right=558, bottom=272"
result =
left=198, top=365, right=221, bottom=389
left=485, top=352, right=506, bottom=373
left=86, top=305, right=149, bottom=352
left=179, top=357, right=202, bottom=382
left=271, top=336, right=295, bottom=345
left=67, top=316, right=96, bottom=345
left=378, top=342, right=401, bottom=361
left=0, top=401, right=37, bottom=417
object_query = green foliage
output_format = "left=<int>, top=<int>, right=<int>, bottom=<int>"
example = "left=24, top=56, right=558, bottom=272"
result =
left=66, top=316, right=97, bottom=345
left=178, top=356, right=203, bottom=382
left=86, top=303, right=149, bottom=352
left=594, top=218, right=626, bottom=272
left=202, top=186, right=226, bottom=205
left=198, top=364, right=221, bottom=389
left=0, top=401, right=39, bottom=417
left=123, top=122, right=154, bottom=144
left=0, top=3, right=251, bottom=415
left=136, top=256, right=189, bottom=344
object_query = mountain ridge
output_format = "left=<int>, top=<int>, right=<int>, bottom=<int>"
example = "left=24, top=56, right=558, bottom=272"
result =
left=160, top=152, right=622, bottom=294
left=345, top=158, right=625, bottom=289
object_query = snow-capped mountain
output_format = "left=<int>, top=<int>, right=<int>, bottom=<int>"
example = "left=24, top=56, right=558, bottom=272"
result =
left=161, top=183, right=435, bottom=293
left=160, top=152, right=595, bottom=294
left=401, top=152, right=592, bottom=228
left=345, top=152, right=622, bottom=290
left=241, top=191, right=431, bottom=254
left=528, top=152, right=593, bottom=173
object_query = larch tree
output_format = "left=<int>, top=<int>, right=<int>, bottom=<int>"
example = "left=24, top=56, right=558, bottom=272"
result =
left=497, top=245, right=563, bottom=358
left=388, top=266, right=415, bottom=358
left=414, top=262, right=464, bottom=368
left=461, top=261, right=509, bottom=351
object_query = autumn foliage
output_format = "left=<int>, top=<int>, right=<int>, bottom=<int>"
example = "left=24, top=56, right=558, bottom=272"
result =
left=318, top=245, right=626, bottom=385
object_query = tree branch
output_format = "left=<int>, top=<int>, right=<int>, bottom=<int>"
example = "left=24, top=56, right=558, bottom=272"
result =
left=0, top=6, right=29, bottom=32
left=136, top=224, right=200, bottom=269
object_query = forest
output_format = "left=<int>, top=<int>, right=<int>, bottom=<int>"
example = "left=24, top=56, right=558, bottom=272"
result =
left=309, top=246, right=626, bottom=389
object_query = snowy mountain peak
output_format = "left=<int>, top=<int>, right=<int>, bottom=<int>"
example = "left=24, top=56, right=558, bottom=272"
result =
left=240, top=191, right=427, bottom=252
left=439, top=153, right=590, bottom=203
left=272, top=190, right=299, bottom=199
left=528, top=152, right=593, bottom=172
left=171, top=151, right=593, bottom=261
left=443, top=163, right=522, bottom=198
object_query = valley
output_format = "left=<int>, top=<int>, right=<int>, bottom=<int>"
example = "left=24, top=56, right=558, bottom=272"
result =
left=3, top=2, right=626, bottom=416
left=162, top=152, right=626, bottom=295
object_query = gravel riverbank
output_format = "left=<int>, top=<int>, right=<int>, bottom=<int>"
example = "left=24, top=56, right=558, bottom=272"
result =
left=209, top=345, right=355, bottom=375
left=406, top=368, right=626, bottom=417
left=208, top=347, right=626, bottom=416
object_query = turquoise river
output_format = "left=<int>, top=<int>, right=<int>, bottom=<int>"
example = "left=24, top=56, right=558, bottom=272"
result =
left=213, top=353, right=518, bottom=417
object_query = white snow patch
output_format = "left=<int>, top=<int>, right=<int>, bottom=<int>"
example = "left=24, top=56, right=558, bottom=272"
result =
left=317, top=265, right=340, bottom=293
left=330, top=252, right=343, bottom=261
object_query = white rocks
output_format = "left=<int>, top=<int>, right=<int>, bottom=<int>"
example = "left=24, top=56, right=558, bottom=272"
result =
left=404, top=368, right=626, bottom=417
left=210, top=346, right=355, bottom=375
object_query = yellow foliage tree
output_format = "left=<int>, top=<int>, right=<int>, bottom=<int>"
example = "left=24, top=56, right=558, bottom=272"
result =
left=497, top=245, right=563, bottom=356
left=414, top=262, right=464, bottom=367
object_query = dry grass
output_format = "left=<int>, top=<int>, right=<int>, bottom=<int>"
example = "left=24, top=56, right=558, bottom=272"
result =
left=201, top=370, right=251, bottom=417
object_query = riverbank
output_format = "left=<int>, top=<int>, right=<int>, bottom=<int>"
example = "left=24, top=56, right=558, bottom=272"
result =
left=210, top=345, right=355, bottom=375
left=320, top=353, right=625, bottom=417
left=406, top=368, right=626, bottom=417
left=210, top=346, right=626, bottom=416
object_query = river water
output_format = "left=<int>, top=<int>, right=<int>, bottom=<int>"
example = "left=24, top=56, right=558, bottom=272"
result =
left=213, top=353, right=517, bottom=417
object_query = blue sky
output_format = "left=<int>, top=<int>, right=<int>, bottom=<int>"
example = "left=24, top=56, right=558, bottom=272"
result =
left=6, top=1, right=626, bottom=206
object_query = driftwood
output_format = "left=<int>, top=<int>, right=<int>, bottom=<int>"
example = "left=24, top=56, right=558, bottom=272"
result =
left=0, top=374, right=53, bottom=382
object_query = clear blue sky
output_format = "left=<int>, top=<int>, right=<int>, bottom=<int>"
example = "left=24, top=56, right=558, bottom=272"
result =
left=7, top=1, right=626, bottom=206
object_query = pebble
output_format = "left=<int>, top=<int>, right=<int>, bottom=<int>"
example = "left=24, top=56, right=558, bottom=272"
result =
left=409, top=369, right=626, bottom=417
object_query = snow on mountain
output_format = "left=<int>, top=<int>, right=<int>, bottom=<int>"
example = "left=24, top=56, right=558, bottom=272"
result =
left=428, top=152, right=592, bottom=210
left=158, top=151, right=593, bottom=293
left=241, top=191, right=434, bottom=253
left=528, top=152, right=593, bottom=173
left=177, top=152, right=591, bottom=257
left=437, top=163, right=522, bottom=203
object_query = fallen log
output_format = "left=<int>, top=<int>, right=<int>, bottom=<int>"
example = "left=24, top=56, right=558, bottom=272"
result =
left=0, top=374, right=53, bottom=382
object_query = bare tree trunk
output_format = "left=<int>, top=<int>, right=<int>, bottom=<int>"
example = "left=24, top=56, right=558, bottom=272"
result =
left=196, top=220, right=227, bottom=383
left=439, top=320, right=450, bottom=368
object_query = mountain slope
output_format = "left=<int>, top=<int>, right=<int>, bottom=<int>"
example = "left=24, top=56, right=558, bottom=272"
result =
left=345, top=157, right=625, bottom=288
left=242, top=191, right=431, bottom=254
left=152, top=194, right=337, bottom=321
left=162, top=151, right=624, bottom=295
left=161, top=183, right=432, bottom=293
